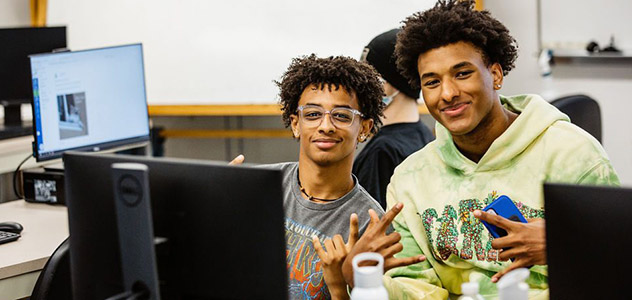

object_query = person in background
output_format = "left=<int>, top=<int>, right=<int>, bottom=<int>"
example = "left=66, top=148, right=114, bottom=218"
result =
left=339, top=1, right=620, bottom=299
left=354, top=29, right=434, bottom=209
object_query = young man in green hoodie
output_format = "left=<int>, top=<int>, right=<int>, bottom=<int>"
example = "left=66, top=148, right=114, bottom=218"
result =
left=339, top=1, right=620, bottom=299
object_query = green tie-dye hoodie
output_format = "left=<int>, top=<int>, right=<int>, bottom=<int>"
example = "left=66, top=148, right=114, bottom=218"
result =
left=383, top=94, right=619, bottom=299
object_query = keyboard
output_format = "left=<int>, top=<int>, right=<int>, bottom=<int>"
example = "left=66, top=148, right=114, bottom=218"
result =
left=0, top=231, right=20, bottom=245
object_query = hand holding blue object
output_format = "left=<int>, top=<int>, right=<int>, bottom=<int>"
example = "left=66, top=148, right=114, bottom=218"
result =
left=480, top=195, right=527, bottom=238
left=473, top=196, right=546, bottom=284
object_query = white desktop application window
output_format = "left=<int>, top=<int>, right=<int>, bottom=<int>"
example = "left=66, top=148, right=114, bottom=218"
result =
left=30, top=44, right=149, bottom=158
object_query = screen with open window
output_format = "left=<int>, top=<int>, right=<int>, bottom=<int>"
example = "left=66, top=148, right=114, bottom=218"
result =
left=29, top=44, right=149, bottom=161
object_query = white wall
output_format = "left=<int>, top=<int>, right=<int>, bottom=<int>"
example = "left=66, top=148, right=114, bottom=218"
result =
left=0, top=0, right=29, bottom=27
left=47, top=0, right=436, bottom=105
left=486, top=0, right=632, bottom=185
left=540, top=0, right=632, bottom=50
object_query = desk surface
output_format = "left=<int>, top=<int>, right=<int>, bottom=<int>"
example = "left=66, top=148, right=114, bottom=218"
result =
left=0, top=136, right=43, bottom=175
left=0, top=200, right=68, bottom=280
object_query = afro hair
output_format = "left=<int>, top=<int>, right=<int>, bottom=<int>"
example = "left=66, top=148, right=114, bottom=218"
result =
left=395, top=0, right=518, bottom=88
left=276, top=54, right=384, bottom=136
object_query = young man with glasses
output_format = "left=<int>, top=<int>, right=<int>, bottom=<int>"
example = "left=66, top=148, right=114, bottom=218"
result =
left=278, top=54, right=386, bottom=300
left=233, top=55, right=422, bottom=299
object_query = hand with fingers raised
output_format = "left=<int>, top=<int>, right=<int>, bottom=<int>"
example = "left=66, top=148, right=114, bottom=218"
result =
left=341, top=203, right=426, bottom=288
left=473, top=210, right=546, bottom=283
left=312, top=214, right=359, bottom=300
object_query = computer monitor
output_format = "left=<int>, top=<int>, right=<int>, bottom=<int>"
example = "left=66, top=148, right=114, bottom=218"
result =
left=64, top=152, right=288, bottom=299
left=0, top=26, right=66, bottom=139
left=29, top=44, right=149, bottom=161
left=544, top=183, right=632, bottom=299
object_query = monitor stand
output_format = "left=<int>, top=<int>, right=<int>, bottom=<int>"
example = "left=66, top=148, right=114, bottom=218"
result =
left=39, top=142, right=148, bottom=172
left=0, top=102, right=33, bottom=140
left=43, top=162, right=64, bottom=172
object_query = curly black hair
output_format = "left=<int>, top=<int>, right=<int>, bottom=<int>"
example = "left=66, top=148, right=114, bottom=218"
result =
left=395, top=0, right=518, bottom=88
left=275, top=54, right=384, bottom=136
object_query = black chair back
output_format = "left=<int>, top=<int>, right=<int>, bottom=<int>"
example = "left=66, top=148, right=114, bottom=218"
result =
left=31, top=237, right=72, bottom=300
left=550, top=94, right=602, bottom=143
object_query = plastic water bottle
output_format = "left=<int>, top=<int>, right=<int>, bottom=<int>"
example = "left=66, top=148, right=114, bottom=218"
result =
left=458, top=282, right=484, bottom=300
left=350, top=252, right=388, bottom=300
left=497, top=268, right=529, bottom=300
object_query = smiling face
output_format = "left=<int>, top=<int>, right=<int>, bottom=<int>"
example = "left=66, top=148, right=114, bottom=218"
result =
left=417, top=41, right=503, bottom=136
left=291, top=84, right=373, bottom=167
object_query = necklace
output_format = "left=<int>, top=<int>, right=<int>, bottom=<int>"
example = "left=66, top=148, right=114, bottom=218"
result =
left=297, top=176, right=340, bottom=202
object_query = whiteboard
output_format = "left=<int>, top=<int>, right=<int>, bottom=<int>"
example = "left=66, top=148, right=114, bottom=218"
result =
left=47, top=0, right=434, bottom=104
left=540, top=0, right=632, bottom=51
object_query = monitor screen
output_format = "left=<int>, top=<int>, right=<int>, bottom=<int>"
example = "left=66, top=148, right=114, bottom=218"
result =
left=29, top=44, right=150, bottom=161
left=544, top=183, right=632, bottom=299
left=0, top=26, right=66, bottom=103
left=0, top=27, right=66, bottom=138
left=64, top=152, right=288, bottom=299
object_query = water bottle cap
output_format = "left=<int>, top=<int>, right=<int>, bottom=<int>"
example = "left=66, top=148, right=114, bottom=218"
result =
left=352, top=252, right=384, bottom=288
left=497, top=268, right=530, bottom=289
left=461, top=282, right=479, bottom=295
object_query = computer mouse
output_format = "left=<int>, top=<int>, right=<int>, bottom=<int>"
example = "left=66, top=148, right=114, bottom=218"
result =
left=0, top=222, right=23, bottom=234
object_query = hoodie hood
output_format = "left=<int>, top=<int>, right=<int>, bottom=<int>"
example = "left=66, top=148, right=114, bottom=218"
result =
left=434, top=94, right=570, bottom=173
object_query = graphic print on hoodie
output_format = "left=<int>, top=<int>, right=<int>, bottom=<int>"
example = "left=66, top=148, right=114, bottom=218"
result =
left=420, top=191, right=545, bottom=262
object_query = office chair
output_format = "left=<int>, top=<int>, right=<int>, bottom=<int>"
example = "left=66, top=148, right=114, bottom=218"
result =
left=550, top=94, right=602, bottom=143
left=30, top=237, right=73, bottom=300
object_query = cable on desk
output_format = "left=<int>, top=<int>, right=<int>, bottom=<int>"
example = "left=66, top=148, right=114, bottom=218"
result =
left=104, top=289, right=150, bottom=300
left=13, top=154, right=32, bottom=199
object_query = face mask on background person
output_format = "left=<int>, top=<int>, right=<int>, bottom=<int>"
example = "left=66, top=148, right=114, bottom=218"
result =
left=382, top=90, right=399, bottom=107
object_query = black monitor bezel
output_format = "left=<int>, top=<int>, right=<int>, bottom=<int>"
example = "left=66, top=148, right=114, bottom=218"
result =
left=544, top=182, right=632, bottom=299
left=0, top=26, right=66, bottom=131
left=0, top=26, right=67, bottom=104
left=63, top=152, right=288, bottom=299
left=29, top=43, right=150, bottom=161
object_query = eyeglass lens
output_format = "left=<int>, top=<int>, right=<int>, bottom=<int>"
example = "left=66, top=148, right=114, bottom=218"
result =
left=300, top=106, right=356, bottom=127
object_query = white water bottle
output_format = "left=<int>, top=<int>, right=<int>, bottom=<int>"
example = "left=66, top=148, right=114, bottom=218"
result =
left=497, top=268, right=529, bottom=300
left=458, top=282, right=484, bottom=300
left=350, top=252, right=388, bottom=300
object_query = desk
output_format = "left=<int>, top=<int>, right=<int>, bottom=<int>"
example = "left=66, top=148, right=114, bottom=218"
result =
left=148, top=104, right=430, bottom=139
left=146, top=103, right=434, bottom=160
left=148, top=103, right=430, bottom=116
left=0, top=201, right=68, bottom=300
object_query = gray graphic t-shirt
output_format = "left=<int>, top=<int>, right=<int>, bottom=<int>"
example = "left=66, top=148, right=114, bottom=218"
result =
left=261, top=162, right=384, bottom=300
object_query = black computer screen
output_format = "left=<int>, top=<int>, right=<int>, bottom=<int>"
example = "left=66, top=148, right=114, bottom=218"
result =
left=0, top=27, right=66, bottom=103
left=544, top=183, right=632, bottom=299
left=63, top=152, right=288, bottom=299
left=29, top=44, right=149, bottom=161
left=0, top=27, right=66, bottom=138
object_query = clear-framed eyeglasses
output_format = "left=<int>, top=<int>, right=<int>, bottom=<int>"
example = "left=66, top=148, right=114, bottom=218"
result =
left=297, top=105, right=364, bottom=128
